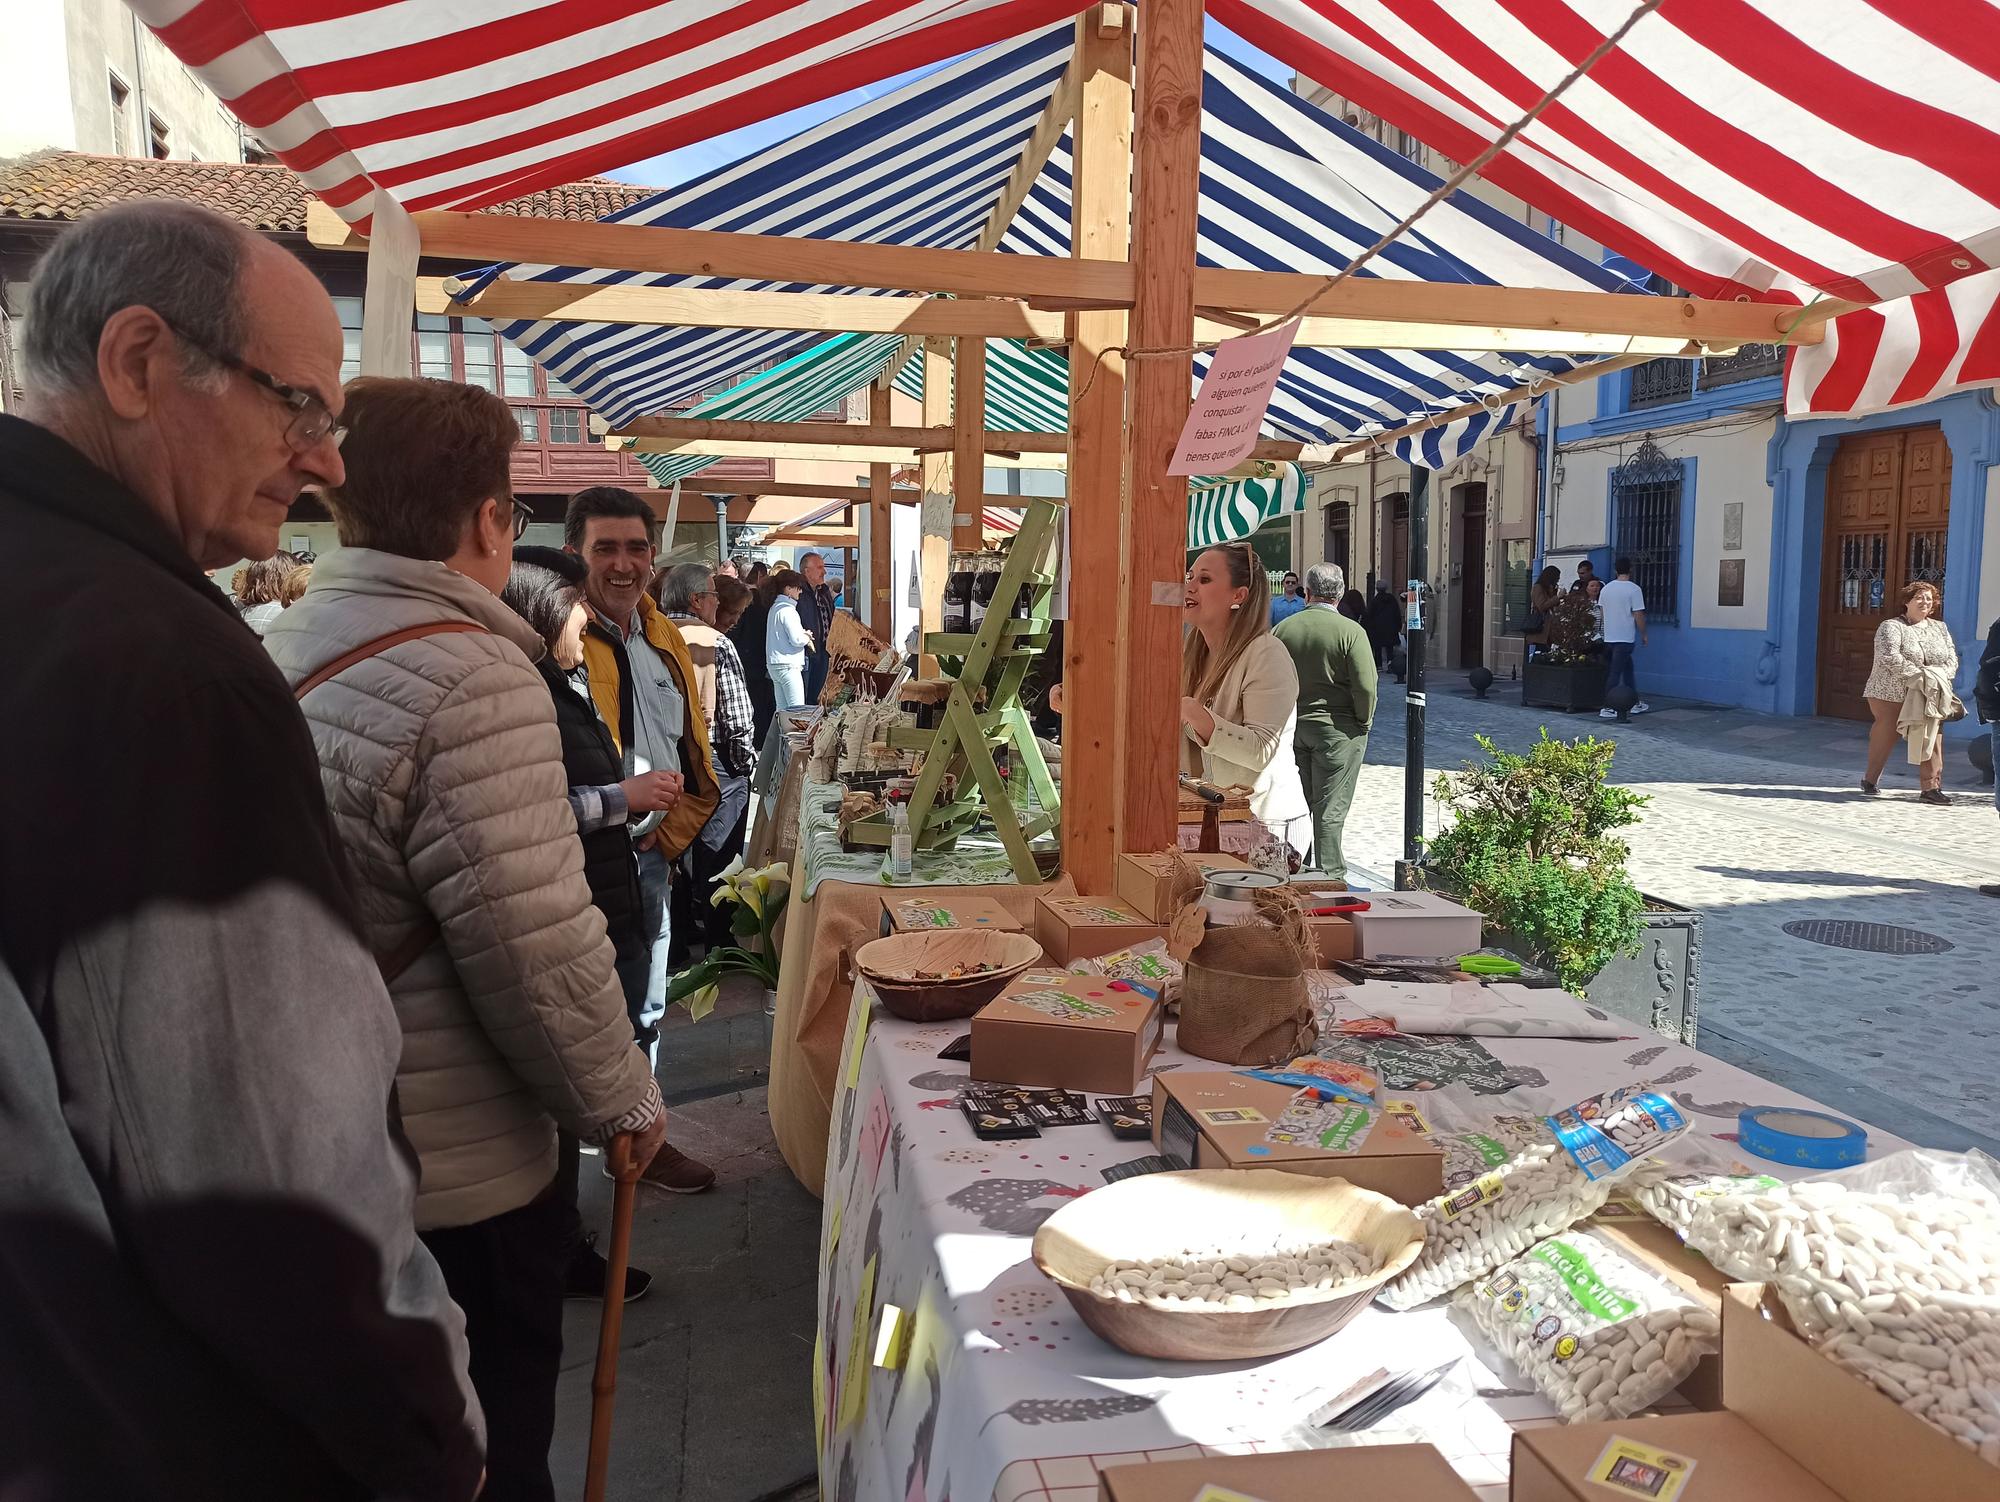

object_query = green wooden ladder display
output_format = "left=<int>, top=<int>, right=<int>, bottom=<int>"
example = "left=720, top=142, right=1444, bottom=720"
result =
left=843, top=497, right=1062, bottom=883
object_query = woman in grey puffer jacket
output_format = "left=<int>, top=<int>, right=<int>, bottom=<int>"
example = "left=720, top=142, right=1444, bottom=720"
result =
left=266, top=378, right=667, bottom=1502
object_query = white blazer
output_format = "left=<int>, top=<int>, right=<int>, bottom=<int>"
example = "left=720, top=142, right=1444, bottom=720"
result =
left=1184, top=632, right=1309, bottom=830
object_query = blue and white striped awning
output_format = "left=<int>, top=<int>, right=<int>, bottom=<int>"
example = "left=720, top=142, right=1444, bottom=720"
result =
left=472, top=26, right=1647, bottom=470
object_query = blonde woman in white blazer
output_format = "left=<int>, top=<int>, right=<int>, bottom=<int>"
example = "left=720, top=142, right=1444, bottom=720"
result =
left=1179, top=543, right=1311, bottom=854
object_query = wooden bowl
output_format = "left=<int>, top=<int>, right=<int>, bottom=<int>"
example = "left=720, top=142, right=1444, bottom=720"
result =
left=853, top=930, right=1045, bottom=1022
left=1031, top=1168, right=1425, bottom=1361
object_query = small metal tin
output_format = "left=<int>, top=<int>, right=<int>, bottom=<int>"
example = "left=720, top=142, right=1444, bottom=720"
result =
left=1199, top=869, right=1285, bottom=926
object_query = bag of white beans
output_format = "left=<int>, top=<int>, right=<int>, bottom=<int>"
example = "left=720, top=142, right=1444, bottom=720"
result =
left=1377, top=1085, right=1690, bottom=1312
left=1664, top=1149, right=2000, bottom=1463
left=1453, top=1227, right=1718, bottom=1423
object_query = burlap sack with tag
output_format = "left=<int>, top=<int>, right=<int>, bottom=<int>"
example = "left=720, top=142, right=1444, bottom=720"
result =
left=1170, top=875, right=1318, bottom=1066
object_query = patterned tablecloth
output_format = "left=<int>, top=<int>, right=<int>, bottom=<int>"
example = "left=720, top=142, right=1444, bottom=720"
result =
left=811, top=981, right=1909, bottom=1502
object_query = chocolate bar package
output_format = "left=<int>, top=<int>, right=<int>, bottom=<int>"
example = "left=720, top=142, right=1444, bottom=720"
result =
left=1093, top=1095, right=1156, bottom=1140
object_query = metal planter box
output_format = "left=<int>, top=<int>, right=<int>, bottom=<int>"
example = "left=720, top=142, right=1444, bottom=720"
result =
left=1491, top=897, right=1701, bottom=1046
left=1522, top=657, right=1607, bottom=713
left=1582, top=898, right=1702, bottom=1046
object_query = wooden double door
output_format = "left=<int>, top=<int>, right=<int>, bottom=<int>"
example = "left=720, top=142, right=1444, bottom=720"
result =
left=1816, top=425, right=1951, bottom=719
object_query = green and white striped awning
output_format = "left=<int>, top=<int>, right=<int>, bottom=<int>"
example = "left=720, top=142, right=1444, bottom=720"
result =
left=649, top=331, right=1308, bottom=547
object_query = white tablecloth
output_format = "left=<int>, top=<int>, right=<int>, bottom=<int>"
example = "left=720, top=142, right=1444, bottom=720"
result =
left=812, top=979, right=1908, bottom=1502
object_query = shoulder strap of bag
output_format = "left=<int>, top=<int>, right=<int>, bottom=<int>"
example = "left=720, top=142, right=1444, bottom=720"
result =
left=294, top=620, right=490, bottom=982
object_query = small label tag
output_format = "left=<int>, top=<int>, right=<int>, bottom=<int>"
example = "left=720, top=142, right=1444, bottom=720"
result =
left=896, top=900, right=957, bottom=929
left=1197, top=1106, right=1268, bottom=1127
left=1384, top=1100, right=1432, bottom=1135
left=1439, top=1169, right=1505, bottom=1223
left=1007, top=987, right=1117, bottom=1022
left=1159, top=1095, right=1201, bottom=1169
left=1585, top=1435, right=1699, bottom=1498
left=1150, top=580, right=1184, bottom=607
left=1166, top=907, right=1207, bottom=962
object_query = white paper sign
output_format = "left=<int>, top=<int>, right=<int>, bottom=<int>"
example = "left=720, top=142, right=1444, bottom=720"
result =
left=1169, top=319, right=1299, bottom=476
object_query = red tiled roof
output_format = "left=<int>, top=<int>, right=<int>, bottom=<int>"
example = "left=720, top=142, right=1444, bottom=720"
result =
left=0, top=151, right=658, bottom=233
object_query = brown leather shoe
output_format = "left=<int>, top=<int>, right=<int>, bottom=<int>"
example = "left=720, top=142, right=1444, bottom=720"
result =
left=612, top=1142, right=717, bottom=1195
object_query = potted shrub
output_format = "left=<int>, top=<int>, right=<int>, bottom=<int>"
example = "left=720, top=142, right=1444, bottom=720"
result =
left=1422, top=732, right=1702, bottom=1042
left=1522, top=593, right=1607, bottom=712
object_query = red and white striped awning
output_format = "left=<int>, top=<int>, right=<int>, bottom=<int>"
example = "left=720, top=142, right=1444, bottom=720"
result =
left=1214, top=0, right=2000, bottom=414
left=1787, top=268, right=2000, bottom=416
left=130, top=0, right=1086, bottom=228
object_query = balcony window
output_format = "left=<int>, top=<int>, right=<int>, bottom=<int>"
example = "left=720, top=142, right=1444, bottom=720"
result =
left=548, top=408, right=583, bottom=444
left=415, top=313, right=452, bottom=380
left=333, top=295, right=363, bottom=383
left=1701, top=342, right=1783, bottom=387
left=1628, top=358, right=1694, bottom=409
left=515, top=408, right=540, bottom=443
left=461, top=317, right=497, bottom=392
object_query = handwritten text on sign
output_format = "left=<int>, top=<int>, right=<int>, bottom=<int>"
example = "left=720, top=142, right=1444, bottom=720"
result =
left=1169, top=318, right=1300, bottom=476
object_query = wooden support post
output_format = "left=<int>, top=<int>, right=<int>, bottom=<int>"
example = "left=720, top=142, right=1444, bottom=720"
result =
left=919, top=335, right=953, bottom=676
left=1063, top=2, right=1133, bottom=896
left=358, top=196, right=419, bottom=377
left=1120, top=0, right=1203, bottom=858
left=868, top=383, right=894, bottom=639
left=953, top=337, right=987, bottom=556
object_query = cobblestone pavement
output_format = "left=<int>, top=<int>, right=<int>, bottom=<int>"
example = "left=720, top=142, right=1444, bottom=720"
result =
left=1337, top=674, right=2000, bottom=1155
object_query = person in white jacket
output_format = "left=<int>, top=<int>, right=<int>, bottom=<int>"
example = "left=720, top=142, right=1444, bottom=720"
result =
left=765, top=566, right=813, bottom=708
left=266, top=377, right=668, bottom=1502
left=1179, top=543, right=1309, bottom=858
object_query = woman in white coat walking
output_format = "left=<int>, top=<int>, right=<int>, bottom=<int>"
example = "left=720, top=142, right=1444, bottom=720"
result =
left=265, top=378, right=669, bottom=1502
left=764, top=566, right=813, bottom=709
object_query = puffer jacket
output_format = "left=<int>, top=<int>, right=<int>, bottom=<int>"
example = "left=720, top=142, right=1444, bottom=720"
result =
left=266, top=548, right=658, bottom=1230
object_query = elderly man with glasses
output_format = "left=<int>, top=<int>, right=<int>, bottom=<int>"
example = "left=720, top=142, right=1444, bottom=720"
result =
left=0, top=201, right=484, bottom=1498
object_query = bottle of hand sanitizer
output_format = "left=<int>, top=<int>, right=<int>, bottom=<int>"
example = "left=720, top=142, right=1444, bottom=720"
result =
left=887, top=795, right=913, bottom=879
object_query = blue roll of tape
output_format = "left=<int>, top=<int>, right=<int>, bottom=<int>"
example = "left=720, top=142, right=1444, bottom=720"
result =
left=1737, top=1106, right=1867, bottom=1170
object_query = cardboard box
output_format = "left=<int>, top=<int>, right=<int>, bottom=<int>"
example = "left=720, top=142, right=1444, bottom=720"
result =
left=1347, top=888, right=1485, bottom=959
left=1100, top=1443, right=1477, bottom=1500
left=1151, top=1070, right=1444, bottom=1206
left=1511, top=1411, right=1847, bottom=1502
left=1116, top=850, right=1254, bottom=923
left=1305, top=913, right=1358, bottom=965
left=1584, top=1199, right=1736, bottom=1410
left=1033, top=894, right=1163, bottom=965
left=971, top=968, right=1162, bottom=1094
left=879, top=892, right=1025, bottom=935
left=1720, top=1283, right=1998, bottom=1502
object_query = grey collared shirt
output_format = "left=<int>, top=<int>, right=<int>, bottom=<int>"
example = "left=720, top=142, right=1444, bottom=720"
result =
left=602, top=609, right=684, bottom=837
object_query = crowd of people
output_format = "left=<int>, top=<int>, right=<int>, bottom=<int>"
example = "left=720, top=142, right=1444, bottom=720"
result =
left=0, top=200, right=846, bottom=1502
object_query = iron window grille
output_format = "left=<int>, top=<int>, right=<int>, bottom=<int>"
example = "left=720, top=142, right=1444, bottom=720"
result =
left=1612, top=439, right=1683, bottom=625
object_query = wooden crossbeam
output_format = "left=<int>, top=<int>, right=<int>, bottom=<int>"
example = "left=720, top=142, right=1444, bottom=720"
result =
left=306, top=199, right=1828, bottom=348
left=604, top=416, right=1073, bottom=453
left=420, top=277, right=1066, bottom=339
left=617, top=438, right=1071, bottom=467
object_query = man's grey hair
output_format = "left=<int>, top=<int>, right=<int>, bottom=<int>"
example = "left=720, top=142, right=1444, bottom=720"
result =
left=656, top=561, right=716, bottom=614
left=1304, top=562, right=1345, bottom=601
left=23, top=200, right=260, bottom=398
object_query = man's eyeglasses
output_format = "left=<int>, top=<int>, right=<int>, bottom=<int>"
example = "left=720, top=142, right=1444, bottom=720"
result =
left=160, top=316, right=343, bottom=454
left=511, top=498, right=535, bottom=540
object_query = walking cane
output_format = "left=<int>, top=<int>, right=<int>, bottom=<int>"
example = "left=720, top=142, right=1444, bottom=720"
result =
left=584, top=1132, right=639, bottom=1502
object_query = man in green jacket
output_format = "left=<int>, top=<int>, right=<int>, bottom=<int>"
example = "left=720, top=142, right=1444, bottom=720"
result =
left=1275, top=562, right=1379, bottom=877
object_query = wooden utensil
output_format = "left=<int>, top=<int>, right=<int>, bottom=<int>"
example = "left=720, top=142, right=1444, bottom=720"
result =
left=584, top=1132, right=639, bottom=1502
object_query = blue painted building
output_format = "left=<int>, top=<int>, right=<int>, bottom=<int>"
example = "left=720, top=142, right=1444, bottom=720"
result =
left=1541, top=345, right=1999, bottom=729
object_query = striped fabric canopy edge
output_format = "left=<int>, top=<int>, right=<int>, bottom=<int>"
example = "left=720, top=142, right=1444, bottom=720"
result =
left=129, top=0, right=1090, bottom=231
left=1210, top=0, right=2000, bottom=419
left=477, top=29, right=1647, bottom=471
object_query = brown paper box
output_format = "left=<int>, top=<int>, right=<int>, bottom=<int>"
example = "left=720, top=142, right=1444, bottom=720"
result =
left=1511, top=1411, right=1847, bottom=1502
left=1583, top=1200, right=1736, bottom=1409
left=1305, top=914, right=1358, bottom=965
left=1115, top=850, right=1254, bottom=923
left=970, top=968, right=1162, bottom=1095
left=1151, top=1071, right=1443, bottom=1206
left=1347, top=888, right=1485, bottom=959
left=879, top=892, right=1025, bottom=935
left=1033, top=894, right=1164, bottom=965
left=1101, top=1442, right=1477, bottom=1500
left=1719, top=1283, right=1998, bottom=1502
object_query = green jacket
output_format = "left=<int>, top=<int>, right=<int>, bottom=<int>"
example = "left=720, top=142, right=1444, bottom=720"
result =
left=1275, top=603, right=1378, bottom=738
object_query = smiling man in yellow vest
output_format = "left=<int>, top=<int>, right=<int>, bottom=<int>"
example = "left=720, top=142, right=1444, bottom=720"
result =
left=567, top=486, right=721, bottom=1194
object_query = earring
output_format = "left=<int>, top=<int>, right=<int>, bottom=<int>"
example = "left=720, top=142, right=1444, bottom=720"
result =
left=1229, top=602, right=1241, bottom=611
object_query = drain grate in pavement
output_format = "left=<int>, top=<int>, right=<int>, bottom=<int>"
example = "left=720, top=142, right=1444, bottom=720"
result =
left=1781, top=919, right=1954, bottom=955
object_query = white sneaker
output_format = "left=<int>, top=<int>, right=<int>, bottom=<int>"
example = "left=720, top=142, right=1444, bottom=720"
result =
left=1631, top=701, right=1651, bottom=714
left=1599, top=708, right=1618, bottom=719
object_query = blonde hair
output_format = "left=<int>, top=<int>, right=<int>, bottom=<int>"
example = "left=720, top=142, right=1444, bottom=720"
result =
left=1182, top=544, right=1273, bottom=704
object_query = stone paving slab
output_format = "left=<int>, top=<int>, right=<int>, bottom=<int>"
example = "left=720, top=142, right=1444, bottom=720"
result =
left=1343, top=678, right=1999, bottom=1153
